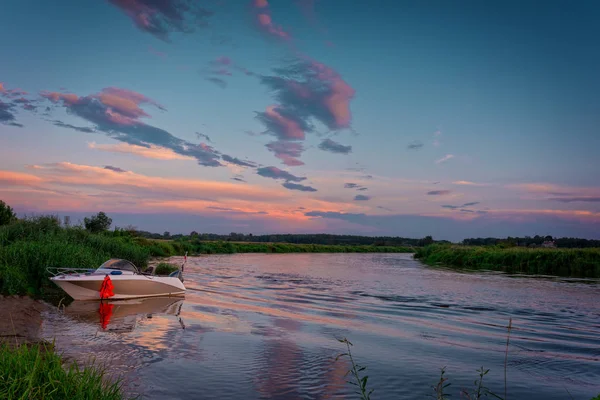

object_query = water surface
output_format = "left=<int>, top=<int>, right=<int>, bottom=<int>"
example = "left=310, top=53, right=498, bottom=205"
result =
left=42, top=254, right=600, bottom=399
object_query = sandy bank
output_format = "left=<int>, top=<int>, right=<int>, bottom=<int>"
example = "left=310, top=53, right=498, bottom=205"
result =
left=0, top=295, right=50, bottom=346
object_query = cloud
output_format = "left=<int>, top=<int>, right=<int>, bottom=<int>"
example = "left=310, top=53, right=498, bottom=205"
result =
left=265, top=141, right=305, bottom=166
left=231, top=175, right=246, bottom=183
left=88, top=142, right=193, bottom=161
left=427, top=190, right=451, bottom=196
left=0, top=101, right=18, bottom=125
left=251, top=0, right=290, bottom=40
left=206, top=77, right=227, bottom=88
left=256, top=105, right=308, bottom=141
left=435, top=154, right=454, bottom=164
left=195, top=132, right=212, bottom=143
left=361, top=175, right=373, bottom=180
left=452, top=180, right=485, bottom=186
left=256, top=166, right=305, bottom=182
left=357, top=187, right=368, bottom=191
left=108, top=0, right=214, bottom=41
left=354, top=195, right=370, bottom=201
left=377, top=206, right=393, bottom=212
left=441, top=205, right=459, bottom=209
left=104, top=165, right=127, bottom=173
left=282, top=182, right=317, bottom=192
left=548, top=197, right=600, bottom=203
left=260, top=58, right=355, bottom=131
left=213, top=56, right=231, bottom=66
left=318, top=138, right=352, bottom=154
left=256, top=58, right=355, bottom=165
left=344, top=183, right=359, bottom=189
left=53, top=120, right=95, bottom=133
left=221, top=154, right=257, bottom=168
left=407, top=141, right=424, bottom=150
left=462, top=201, right=480, bottom=207
left=41, top=87, right=229, bottom=167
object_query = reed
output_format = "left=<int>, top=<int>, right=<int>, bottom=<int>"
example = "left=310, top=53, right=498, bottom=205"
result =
left=0, top=342, right=131, bottom=400
left=414, top=244, right=600, bottom=278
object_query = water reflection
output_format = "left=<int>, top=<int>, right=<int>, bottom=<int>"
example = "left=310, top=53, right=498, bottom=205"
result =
left=63, top=296, right=185, bottom=332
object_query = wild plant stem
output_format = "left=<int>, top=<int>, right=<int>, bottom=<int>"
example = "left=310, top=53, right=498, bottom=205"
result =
left=504, top=318, right=512, bottom=400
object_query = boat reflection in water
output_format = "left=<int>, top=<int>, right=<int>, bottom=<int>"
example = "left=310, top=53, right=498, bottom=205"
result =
left=63, top=296, right=185, bottom=332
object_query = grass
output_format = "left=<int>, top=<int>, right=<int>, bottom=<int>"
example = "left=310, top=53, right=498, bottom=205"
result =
left=154, top=262, right=179, bottom=276
left=414, top=244, right=600, bottom=278
left=0, top=342, right=130, bottom=400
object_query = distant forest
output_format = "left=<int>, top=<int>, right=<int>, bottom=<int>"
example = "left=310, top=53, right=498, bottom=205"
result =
left=134, top=231, right=445, bottom=247
left=462, top=236, right=600, bottom=248
left=131, top=230, right=600, bottom=248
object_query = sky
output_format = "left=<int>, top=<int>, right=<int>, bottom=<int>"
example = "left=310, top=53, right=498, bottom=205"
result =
left=1, top=0, right=599, bottom=241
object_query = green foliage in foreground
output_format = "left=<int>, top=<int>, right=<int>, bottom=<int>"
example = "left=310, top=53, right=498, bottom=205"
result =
left=414, top=244, right=600, bottom=278
left=154, top=262, right=179, bottom=276
left=0, top=216, right=151, bottom=296
left=0, top=343, right=129, bottom=400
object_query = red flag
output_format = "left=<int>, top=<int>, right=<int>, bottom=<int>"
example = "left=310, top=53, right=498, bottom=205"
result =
left=99, top=275, right=114, bottom=299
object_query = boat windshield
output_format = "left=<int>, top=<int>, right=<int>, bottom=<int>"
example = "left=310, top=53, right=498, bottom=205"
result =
left=98, top=259, right=139, bottom=273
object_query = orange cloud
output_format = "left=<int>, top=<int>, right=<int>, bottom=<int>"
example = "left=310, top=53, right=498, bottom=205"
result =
left=0, top=171, right=44, bottom=186
left=40, top=91, right=79, bottom=105
left=87, top=142, right=193, bottom=161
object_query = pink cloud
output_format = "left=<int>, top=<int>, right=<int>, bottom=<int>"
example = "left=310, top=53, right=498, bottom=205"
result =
left=263, top=105, right=305, bottom=140
left=251, top=0, right=290, bottom=40
left=266, top=141, right=305, bottom=166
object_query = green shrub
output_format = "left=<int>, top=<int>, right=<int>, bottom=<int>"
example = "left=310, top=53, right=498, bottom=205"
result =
left=154, top=262, right=179, bottom=276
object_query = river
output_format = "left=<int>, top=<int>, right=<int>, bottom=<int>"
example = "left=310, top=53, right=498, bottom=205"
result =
left=41, top=253, right=600, bottom=399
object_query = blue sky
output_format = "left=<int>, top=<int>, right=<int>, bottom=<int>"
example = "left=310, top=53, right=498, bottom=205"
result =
left=1, top=0, right=599, bottom=240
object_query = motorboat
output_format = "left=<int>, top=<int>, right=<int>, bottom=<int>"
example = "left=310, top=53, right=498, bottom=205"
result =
left=48, top=258, right=186, bottom=301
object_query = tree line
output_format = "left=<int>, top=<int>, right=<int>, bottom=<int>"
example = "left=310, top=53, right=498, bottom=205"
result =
left=462, top=235, right=600, bottom=248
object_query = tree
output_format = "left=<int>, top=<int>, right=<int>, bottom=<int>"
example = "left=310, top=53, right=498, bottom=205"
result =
left=84, top=212, right=112, bottom=233
left=190, top=231, right=198, bottom=237
left=0, top=200, right=17, bottom=226
left=163, top=231, right=171, bottom=239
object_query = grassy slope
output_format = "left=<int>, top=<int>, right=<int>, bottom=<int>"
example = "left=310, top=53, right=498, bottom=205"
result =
left=414, top=244, right=600, bottom=278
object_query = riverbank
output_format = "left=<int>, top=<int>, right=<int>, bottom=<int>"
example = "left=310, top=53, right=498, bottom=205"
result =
left=0, top=216, right=413, bottom=297
left=0, top=296, right=129, bottom=399
left=414, top=244, right=600, bottom=278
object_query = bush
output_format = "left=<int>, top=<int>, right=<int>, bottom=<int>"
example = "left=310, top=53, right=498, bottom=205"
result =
left=154, top=262, right=179, bottom=276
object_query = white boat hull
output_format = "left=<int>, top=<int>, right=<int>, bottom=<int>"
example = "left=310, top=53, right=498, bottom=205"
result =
left=50, top=274, right=186, bottom=301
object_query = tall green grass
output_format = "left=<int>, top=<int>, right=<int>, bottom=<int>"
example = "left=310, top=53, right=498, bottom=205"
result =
left=414, top=244, right=600, bottom=278
left=0, top=217, right=151, bottom=296
left=0, top=343, right=130, bottom=400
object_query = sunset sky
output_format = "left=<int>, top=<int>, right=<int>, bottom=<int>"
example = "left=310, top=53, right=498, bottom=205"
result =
left=1, top=0, right=599, bottom=240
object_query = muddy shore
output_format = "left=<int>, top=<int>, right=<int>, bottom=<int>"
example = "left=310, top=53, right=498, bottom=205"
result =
left=0, top=295, right=50, bottom=346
